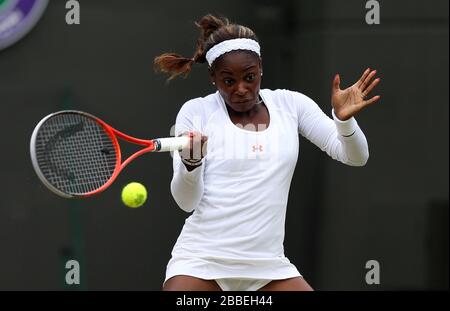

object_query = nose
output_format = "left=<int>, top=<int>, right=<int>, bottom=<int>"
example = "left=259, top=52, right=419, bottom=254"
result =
left=235, top=81, right=248, bottom=96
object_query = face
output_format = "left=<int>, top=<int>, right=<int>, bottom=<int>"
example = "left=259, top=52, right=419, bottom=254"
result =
left=210, top=51, right=262, bottom=113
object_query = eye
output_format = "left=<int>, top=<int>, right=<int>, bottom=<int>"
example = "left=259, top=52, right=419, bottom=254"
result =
left=246, top=73, right=256, bottom=82
left=224, top=78, right=234, bottom=86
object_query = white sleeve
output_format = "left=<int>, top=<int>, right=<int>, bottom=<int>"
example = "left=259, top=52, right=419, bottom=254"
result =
left=292, top=91, right=369, bottom=166
left=170, top=101, right=205, bottom=213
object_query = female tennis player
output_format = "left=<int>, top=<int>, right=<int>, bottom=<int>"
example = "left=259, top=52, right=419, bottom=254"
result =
left=155, top=14, right=380, bottom=291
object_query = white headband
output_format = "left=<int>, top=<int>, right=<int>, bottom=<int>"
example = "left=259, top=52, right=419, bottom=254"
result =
left=205, top=38, right=261, bottom=66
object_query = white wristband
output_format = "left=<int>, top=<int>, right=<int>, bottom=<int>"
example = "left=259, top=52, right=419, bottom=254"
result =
left=332, top=109, right=358, bottom=137
left=181, top=157, right=203, bottom=166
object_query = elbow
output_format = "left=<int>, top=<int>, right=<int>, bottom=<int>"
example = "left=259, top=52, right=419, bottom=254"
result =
left=352, top=158, right=368, bottom=167
left=178, top=200, right=196, bottom=213
left=177, top=202, right=195, bottom=213
left=348, top=151, right=369, bottom=167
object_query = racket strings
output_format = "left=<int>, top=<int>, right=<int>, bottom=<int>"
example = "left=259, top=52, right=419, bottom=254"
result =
left=35, top=113, right=117, bottom=195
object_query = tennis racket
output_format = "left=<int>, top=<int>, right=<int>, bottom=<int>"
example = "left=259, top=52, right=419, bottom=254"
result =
left=30, top=110, right=189, bottom=198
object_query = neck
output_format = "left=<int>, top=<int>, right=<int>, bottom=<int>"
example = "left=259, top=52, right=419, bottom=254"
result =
left=226, top=98, right=263, bottom=118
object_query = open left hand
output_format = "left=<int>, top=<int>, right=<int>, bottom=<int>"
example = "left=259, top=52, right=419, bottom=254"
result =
left=331, top=68, right=381, bottom=121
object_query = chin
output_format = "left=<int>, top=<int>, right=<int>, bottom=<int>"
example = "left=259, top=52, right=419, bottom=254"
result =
left=229, top=103, right=253, bottom=113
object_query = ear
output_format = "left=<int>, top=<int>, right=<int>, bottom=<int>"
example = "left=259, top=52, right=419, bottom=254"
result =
left=208, top=67, right=216, bottom=85
left=258, top=58, right=263, bottom=75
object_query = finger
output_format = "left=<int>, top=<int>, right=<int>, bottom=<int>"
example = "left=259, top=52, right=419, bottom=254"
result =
left=332, top=74, right=341, bottom=93
left=177, top=131, right=190, bottom=157
left=180, top=131, right=195, bottom=158
left=360, top=70, right=377, bottom=91
left=199, top=135, right=208, bottom=157
left=356, top=68, right=370, bottom=88
left=191, top=133, right=203, bottom=159
left=189, top=130, right=202, bottom=137
left=363, top=95, right=381, bottom=107
left=362, top=78, right=381, bottom=98
left=201, top=139, right=208, bottom=157
left=179, top=141, right=191, bottom=159
left=191, top=133, right=208, bottom=159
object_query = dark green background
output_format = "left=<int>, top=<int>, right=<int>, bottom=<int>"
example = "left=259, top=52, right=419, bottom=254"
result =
left=0, top=0, right=448, bottom=290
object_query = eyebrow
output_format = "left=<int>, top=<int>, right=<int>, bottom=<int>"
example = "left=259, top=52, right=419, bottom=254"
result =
left=219, top=65, right=257, bottom=75
left=219, top=69, right=233, bottom=75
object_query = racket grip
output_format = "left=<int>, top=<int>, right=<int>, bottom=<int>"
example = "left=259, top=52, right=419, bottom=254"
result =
left=153, top=136, right=190, bottom=152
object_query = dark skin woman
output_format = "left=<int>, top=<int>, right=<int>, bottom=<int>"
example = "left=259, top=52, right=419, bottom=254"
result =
left=155, top=14, right=380, bottom=291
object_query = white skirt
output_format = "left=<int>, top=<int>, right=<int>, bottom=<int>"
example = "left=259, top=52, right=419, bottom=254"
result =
left=164, top=254, right=302, bottom=287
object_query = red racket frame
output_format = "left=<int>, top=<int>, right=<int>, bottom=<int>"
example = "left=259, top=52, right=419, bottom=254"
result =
left=83, top=116, right=158, bottom=197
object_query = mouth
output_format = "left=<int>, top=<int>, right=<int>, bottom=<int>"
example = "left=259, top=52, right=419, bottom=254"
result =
left=232, top=99, right=253, bottom=104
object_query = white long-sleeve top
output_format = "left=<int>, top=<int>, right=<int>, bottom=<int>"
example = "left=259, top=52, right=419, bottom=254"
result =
left=169, top=89, right=368, bottom=273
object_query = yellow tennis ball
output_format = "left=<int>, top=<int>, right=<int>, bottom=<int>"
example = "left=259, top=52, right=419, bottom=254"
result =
left=121, top=182, right=147, bottom=208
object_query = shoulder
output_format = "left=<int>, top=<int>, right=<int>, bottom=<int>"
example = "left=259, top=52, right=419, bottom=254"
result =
left=178, top=92, right=220, bottom=117
left=261, top=89, right=318, bottom=117
left=261, top=88, right=314, bottom=104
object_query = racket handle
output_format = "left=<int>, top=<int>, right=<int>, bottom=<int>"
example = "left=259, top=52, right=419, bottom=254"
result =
left=153, top=136, right=190, bottom=152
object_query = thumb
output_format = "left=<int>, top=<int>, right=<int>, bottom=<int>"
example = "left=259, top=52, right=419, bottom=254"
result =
left=332, top=74, right=340, bottom=93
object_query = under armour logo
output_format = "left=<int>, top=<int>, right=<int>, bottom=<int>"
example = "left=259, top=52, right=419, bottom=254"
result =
left=252, top=144, right=263, bottom=152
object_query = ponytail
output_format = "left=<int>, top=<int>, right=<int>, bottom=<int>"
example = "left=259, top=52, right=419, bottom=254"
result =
left=154, top=54, right=195, bottom=81
left=154, top=14, right=257, bottom=80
